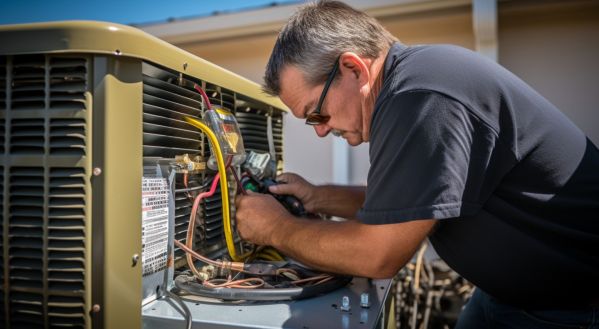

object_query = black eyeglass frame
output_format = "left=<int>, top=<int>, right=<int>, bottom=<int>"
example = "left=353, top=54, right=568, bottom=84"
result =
left=305, top=57, right=340, bottom=126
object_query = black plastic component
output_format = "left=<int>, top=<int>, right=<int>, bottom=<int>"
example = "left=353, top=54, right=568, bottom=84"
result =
left=243, top=261, right=279, bottom=276
left=241, top=176, right=307, bottom=217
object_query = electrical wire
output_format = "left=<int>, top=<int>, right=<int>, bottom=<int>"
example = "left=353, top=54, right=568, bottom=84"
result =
left=203, top=277, right=265, bottom=289
left=164, top=290, right=192, bottom=329
left=180, top=86, right=348, bottom=299
left=175, top=239, right=244, bottom=273
left=193, top=83, right=212, bottom=110
left=412, top=242, right=428, bottom=329
left=256, top=247, right=284, bottom=262
left=174, top=184, right=211, bottom=193
left=291, top=274, right=333, bottom=286
left=185, top=173, right=222, bottom=278
left=414, top=242, right=428, bottom=291
left=229, top=166, right=247, bottom=195
left=176, top=237, right=339, bottom=292
left=183, top=116, right=240, bottom=261
left=174, top=274, right=353, bottom=301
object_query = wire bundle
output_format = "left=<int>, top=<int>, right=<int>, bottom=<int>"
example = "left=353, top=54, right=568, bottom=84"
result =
left=393, top=242, right=474, bottom=329
left=168, top=85, right=350, bottom=301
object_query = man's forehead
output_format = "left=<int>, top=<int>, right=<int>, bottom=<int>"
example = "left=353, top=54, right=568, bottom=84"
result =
left=279, top=65, right=313, bottom=117
left=279, top=65, right=308, bottom=92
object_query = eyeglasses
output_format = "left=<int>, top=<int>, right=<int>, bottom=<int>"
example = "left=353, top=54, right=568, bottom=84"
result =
left=305, top=57, right=340, bottom=126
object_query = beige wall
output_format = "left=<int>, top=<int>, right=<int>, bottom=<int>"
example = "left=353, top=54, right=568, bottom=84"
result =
left=351, top=5, right=474, bottom=185
left=172, top=0, right=599, bottom=185
left=498, top=0, right=599, bottom=145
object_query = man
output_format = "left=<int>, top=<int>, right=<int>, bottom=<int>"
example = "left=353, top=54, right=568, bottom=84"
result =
left=235, top=1, right=599, bottom=327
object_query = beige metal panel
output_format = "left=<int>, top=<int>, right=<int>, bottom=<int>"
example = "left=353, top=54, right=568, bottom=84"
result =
left=498, top=0, right=599, bottom=144
left=0, top=21, right=286, bottom=111
left=91, top=56, right=143, bottom=329
left=0, top=20, right=288, bottom=329
left=1, top=53, right=92, bottom=328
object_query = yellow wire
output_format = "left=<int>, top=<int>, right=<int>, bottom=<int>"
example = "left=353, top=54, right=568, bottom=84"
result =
left=259, top=247, right=285, bottom=261
left=184, top=116, right=240, bottom=261
left=256, top=253, right=279, bottom=262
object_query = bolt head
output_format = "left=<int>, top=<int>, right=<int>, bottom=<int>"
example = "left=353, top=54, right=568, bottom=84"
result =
left=132, top=254, right=140, bottom=267
left=91, top=304, right=101, bottom=313
left=340, top=296, right=351, bottom=312
left=360, top=293, right=371, bottom=308
left=93, top=167, right=102, bottom=176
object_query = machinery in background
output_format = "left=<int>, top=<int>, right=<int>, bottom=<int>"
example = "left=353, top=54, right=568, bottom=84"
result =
left=393, top=243, right=474, bottom=329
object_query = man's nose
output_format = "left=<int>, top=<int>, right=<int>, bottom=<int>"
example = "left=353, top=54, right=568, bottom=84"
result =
left=313, top=124, right=331, bottom=137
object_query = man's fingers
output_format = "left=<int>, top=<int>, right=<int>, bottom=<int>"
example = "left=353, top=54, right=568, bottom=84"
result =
left=275, top=172, right=298, bottom=184
left=268, top=182, right=294, bottom=195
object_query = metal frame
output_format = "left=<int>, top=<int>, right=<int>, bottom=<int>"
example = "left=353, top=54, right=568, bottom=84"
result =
left=91, top=55, right=143, bottom=329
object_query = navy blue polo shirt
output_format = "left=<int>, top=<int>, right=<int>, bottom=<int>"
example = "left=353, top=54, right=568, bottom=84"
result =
left=357, top=43, right=599, bottom=309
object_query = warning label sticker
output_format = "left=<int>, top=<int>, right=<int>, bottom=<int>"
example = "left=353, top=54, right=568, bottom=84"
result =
left=142, top=177, right=169, bottom=276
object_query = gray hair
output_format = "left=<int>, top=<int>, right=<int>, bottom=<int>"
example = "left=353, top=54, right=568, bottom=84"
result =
left=263, top=0, right=398, bottom=96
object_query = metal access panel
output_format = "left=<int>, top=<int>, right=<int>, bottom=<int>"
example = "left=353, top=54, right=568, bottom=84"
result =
left=143, top=278, right=393, bottom=329
left=0, top=21, right=287, bottom=329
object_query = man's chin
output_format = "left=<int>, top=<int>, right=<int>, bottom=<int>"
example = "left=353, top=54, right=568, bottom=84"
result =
left=333, top=130, right=362, bottom=146
left=344, top=135, right=362, bottom=146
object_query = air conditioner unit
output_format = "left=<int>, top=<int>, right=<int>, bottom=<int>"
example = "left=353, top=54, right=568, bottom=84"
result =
left=0, top=21, right=391, bottom=329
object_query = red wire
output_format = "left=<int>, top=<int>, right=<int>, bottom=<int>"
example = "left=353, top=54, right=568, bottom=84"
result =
left=193, top=84, right=212, bottom=110
left=230, top=167, right=247, bottom=195
left=192, top=172, right=220, bottom=213
left=186, top=172, right=221, bottom=278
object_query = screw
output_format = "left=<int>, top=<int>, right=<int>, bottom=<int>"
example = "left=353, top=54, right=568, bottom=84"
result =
left=93, top=167, right=102, bottom=176
left=340, top=296, right=351, bottom=312
left=183, top=63, right=188, bottom=70
left=132, top=254, right=140, bottom=267
left=360, top=293, right=371, bottom=308
left=91, top=304, right=101, bottom=313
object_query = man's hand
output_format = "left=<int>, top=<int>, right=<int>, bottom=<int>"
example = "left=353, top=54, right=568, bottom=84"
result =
left=269, top=172, right=367, bottom=218
left=235, top=191, right=292, bottom=246
left=268, top=173, right=319, bottom=213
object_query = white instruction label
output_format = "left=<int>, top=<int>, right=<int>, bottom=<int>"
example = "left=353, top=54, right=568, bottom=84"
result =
left=141, top=177, right=170, bottom=276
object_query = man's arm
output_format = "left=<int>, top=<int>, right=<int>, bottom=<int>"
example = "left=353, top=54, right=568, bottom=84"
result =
left=269, top=173, right=365, bottom=218
left=235, top=192, right=436, bottom=278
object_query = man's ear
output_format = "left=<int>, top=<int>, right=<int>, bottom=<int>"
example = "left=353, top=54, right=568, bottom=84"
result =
left=339, top=52, right=370, bottom=86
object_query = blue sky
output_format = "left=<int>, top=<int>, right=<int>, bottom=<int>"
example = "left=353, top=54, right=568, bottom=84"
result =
left=0, top=0, right=302, bottom=26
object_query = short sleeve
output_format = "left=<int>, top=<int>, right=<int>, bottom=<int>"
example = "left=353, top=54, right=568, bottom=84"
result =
left=357, top=90, right=515, bottom=224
